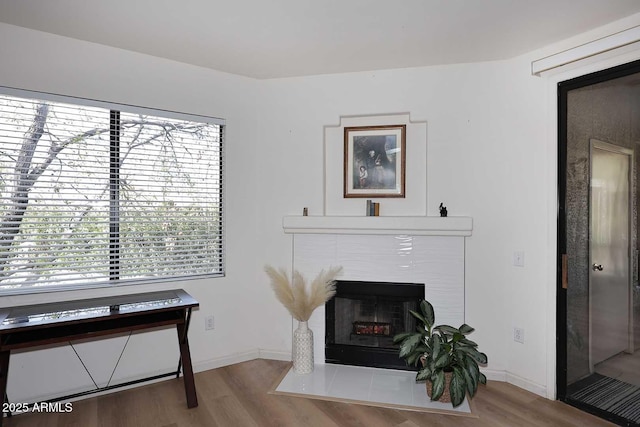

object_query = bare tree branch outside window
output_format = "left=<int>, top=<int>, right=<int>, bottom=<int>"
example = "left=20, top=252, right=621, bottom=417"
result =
left=0, top=94, right=223, bottom=291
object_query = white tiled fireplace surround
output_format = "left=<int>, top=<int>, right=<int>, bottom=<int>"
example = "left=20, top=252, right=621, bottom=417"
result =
left=283, top=215, right=473, bottom=368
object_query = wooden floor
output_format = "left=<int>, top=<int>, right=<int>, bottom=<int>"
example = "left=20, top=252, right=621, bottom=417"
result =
left=4, top=359, right=616, bottom=427
left=595, top=349, right=640, bottom=387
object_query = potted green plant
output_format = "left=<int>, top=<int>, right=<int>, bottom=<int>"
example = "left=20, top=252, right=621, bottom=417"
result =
left=393, top=299, right=488, bottom=407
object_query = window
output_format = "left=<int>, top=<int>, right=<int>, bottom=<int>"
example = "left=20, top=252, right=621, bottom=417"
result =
left=0, top=89, right=224, bottom=294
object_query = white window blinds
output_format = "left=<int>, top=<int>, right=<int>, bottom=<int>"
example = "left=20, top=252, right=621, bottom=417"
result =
left=0, top=90, right=224, bottom=294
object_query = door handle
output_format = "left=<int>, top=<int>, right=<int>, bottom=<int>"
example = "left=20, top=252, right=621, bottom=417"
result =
left=592, top=263, right=604, bottom=271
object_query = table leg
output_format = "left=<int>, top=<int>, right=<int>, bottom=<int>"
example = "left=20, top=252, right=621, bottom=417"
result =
left=0, top=351, right=9, bottom=426
left=176, top=322, right=198, bottom=408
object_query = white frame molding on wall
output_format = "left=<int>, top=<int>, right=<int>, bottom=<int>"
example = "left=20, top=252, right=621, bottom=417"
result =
left=323, top=113, right=427, bottom=217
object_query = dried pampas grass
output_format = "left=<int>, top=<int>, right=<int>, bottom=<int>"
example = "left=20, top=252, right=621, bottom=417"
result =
left=265, top=265, right=343, bottom=321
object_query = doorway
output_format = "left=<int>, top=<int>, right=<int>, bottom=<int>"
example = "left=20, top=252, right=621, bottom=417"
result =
left=558, top=60, right=640, bottom=427
left=590, top=140, right=632, bottom=368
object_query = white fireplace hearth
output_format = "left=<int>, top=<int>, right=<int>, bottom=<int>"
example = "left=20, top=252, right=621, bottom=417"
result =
left=283, top=215, right=472, bottom=367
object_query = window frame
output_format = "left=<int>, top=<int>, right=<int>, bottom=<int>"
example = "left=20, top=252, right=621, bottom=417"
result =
left=0, top=86, right=226, bottom=295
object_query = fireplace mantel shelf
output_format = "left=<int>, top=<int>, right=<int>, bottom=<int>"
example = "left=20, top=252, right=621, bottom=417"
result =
left=282, top=216, right=472, bottom=236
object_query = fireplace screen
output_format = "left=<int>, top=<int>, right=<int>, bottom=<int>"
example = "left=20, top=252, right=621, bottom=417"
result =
left=325, top=280, right=425, bottom=370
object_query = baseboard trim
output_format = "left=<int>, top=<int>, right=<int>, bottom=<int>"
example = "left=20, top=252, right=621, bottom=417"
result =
left=258, top=349, right=291, bottom=361
left=195, top=355, right=550, bottom=399
left=481, top=368, right=547, bottom=397
left=11, top=368, right=178, bottom=404
left=14, top=350, right=289, bottom=404
left=14, top=351, right=550, bottom=406
left=481, top=369, right=547, bottom=397
left=481, top=368, right=507, bottom=382
left=193, top=350, right=261, bottom=373
left=193, top=349, right=291, bottom=372
left=505, top=372, right=547, bottom=397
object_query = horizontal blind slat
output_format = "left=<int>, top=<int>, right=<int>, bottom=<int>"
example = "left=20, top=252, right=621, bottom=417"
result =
left=0, top=91, right=225, bottom=294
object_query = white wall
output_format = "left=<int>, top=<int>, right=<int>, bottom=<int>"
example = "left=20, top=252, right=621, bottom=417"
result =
left=0, top=23, right=267, bottom=401
left=253, top=59, right=550, bottom=395
left=253, top=13, right=640, bottom=398
left=2, top=10, right=640, bottom=403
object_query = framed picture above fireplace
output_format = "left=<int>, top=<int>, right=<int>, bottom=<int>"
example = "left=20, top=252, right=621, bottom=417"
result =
left=343, top=124, right=406, bottom=198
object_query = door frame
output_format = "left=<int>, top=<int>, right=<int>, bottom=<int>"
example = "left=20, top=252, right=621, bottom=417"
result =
left=588, top=139, right=633, bottom=371
left=557, top=59, right=640, bottom=403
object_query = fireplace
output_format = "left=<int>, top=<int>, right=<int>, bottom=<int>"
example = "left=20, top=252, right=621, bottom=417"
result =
left=325, top=280, right=425, bottom=370
left=288, top=232, right=467, bottom=370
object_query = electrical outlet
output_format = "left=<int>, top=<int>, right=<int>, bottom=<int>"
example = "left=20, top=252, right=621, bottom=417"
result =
left=205, top=315, right=215, bottom=331
left=514, top=327, right=524, bottom=344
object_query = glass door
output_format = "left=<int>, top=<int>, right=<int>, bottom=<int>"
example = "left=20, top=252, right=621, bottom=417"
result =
left=558, top=61, right=640, bottom=426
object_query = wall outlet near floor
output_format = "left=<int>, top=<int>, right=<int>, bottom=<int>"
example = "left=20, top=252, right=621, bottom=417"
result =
left=205, top=315, right=215, bottom=330
left=514, top=327, right=524, bottom=344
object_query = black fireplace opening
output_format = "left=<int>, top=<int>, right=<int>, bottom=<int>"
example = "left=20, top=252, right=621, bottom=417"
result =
left=325, top=280, right=425, bottom=370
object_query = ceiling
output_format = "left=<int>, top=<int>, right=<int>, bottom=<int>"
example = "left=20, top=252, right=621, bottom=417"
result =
left=1, top=0, right=639, bottom=79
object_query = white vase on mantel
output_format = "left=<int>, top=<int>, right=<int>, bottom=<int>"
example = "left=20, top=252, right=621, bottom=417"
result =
left=293, top=320, right=314, bottom=374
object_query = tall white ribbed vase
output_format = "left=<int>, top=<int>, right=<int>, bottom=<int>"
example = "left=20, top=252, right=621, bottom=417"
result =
left=293, top=320, right=314, bottom=374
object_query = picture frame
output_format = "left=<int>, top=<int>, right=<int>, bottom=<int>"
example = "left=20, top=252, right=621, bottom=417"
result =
left=343, top=124, right=406, bottom=198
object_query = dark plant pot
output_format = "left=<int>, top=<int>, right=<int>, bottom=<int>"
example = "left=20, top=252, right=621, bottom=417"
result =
left=426, top=371, right=453, bottom=403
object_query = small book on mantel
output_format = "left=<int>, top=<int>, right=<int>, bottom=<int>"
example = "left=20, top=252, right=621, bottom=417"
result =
left=366, top=200, right=380, bottom=216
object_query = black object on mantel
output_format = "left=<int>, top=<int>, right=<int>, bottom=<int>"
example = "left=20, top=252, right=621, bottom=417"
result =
left=439, top=203, right=448, bottom=217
